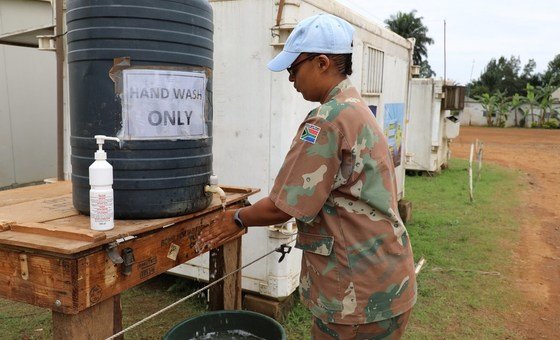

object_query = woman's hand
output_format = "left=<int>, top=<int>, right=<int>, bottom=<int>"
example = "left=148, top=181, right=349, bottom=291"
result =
left=197, top=208, right=244, bottom=250
left=196, top=198, right=291, bottom=251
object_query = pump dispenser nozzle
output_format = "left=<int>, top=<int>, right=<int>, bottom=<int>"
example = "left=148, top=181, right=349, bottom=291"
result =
left=94, top=135, right=120, bottom=161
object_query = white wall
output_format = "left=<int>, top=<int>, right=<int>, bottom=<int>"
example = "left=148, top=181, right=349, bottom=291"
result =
left=460, top=97, right=560, bottom=127
left=460, top=98, right=487, bottom=126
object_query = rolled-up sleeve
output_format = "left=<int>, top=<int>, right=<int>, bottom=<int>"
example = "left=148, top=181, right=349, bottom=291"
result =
left=269, top=116, right=344, bottom=222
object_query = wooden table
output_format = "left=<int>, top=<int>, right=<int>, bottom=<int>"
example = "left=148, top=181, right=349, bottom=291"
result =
left=0, top=181, right=258, bottom=339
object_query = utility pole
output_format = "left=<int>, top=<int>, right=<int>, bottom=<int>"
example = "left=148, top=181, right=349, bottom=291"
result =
left=55, top=0, right=64, bottom=180
left=443, top=20, right=447, bottom=82
left=467, top=59, right=475, bottom=96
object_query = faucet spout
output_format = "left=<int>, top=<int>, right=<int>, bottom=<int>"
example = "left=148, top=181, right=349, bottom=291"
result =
left=205, top=184, right=227, bottom=210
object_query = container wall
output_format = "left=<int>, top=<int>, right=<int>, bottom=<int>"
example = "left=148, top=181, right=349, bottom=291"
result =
left=406, top=79, right=434, bottom=171
left=0, top=1, right=57, bottom=188
left=406, top=78, right=456, bottom=172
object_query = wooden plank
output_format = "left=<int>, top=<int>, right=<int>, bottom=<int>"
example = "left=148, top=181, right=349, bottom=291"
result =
left=0, top=188, right=258, bottom=254
left=244, top=293, right=295, bottom=322
left=219, top=185, right=254, bottom=194
left=0, top=248, right=75, bottom=312
left=209, top=237, right=243, bottom=311
left=398, top=199, right=413, bottom=223
left=0, top=194, right=78, bottom=223
left=0, top=181, right=71, bottom=207
left=0, top=231, right=92, bottom=255
left=0, top=220, right=15, bottom=231
left=52, top=295, right=122, bottom=340
left=10, top=222, right=106, bottom=242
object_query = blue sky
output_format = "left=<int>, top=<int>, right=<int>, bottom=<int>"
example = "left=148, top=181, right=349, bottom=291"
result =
left=336, top=0, right=559, bottom=85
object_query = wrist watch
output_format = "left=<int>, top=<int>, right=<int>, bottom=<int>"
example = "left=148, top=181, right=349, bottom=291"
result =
left=233, top=209, right=246, bottom=229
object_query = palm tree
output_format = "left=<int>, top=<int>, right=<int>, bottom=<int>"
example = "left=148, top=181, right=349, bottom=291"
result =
left=519, top=107, right=531, bottom=127
left=384, top=10, right=434, bottom=73
left=536, top=83, right=559, bottom=126
left=523, top=83, right=538, bottom=127
left=495, top=91, right=509, bottom=127
left=475, top=93, right=497, bottom=126
left=509, top=93, right=524, bottom=127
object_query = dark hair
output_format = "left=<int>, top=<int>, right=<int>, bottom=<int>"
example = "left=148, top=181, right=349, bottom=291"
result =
left=326, top=53, right=353, bottom=76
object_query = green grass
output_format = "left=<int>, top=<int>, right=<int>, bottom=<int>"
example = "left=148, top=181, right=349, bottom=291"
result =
left=0, top=158, right=523, bottom=339
left=402, top=158, right=523, bottom=339
left=0, top=275, right=208, bottom=340
left=0, top=299, right=51, bottom=339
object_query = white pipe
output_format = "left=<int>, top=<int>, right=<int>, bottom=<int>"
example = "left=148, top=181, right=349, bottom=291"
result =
left=204, top=174, right=226, bottom=209
left=205, top=184, right=226, bottom=203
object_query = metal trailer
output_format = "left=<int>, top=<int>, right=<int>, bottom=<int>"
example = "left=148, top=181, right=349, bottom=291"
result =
left=404, top=78, right=464, bottom=172
left=169, top=0, right=415, bottom=299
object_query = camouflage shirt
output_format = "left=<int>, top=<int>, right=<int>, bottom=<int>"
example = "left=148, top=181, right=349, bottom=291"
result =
left=269, top=78, right=417, bottom=325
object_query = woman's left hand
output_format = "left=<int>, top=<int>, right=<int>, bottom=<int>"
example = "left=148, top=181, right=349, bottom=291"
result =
left=197, top=208, right=244, bottom=251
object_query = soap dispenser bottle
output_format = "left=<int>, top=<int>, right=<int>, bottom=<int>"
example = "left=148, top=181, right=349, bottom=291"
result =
left=89, top=135, right=120, bottom=231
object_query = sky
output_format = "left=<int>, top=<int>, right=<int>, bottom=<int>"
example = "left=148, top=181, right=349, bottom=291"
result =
left=336, top=0, right=559, bottom=85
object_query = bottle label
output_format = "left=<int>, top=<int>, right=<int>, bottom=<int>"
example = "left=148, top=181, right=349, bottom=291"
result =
left=90, top=191, right=114, bottom=228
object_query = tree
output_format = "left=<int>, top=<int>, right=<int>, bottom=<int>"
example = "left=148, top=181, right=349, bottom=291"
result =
left=494, top=91, right=509, bottom=127
left=536, top=83, right=559, bottom=126
left=523, top=83, right=538, bottom=126
left=509, top=93, right=524, bottom=127
left=475, top=93, right=498, bottom=126
left=468, top=56, right=530, bottom=98
left=542, top=54, right=560, bottom=87
left=419, top=60, right=436, bottom=78
left=520, top=58, right=541, bottom=86
left=384, top=10, right=435, bottom=75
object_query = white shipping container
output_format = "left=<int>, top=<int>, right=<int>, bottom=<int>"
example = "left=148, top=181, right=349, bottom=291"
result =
left=169, top=0, right=415, bottom=299
left=405, top=78, right=461, bottom=172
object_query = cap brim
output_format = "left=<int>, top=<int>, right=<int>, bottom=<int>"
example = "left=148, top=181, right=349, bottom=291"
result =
left=267, top=50, right=300, bottom=72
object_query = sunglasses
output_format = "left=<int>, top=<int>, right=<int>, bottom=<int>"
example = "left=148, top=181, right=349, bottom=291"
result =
left=287, top=54, right=320, bottom=77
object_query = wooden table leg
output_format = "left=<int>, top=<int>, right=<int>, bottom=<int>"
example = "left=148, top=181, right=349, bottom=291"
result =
left=209, top=237, right=242, bottom=310
left=52, top=294, right=123, bottom=340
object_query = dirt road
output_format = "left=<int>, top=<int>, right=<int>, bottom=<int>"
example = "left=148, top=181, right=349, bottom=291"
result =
left=451, top=126, right=560, bottom=339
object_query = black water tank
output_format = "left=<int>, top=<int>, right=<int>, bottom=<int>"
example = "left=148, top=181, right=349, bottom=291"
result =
left=67, top=0, right=214, bottom=219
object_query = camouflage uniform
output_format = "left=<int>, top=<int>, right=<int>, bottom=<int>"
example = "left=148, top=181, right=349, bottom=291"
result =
left=269, top=79, right=417, bottom=329
left=312, top=309, right=411, bottom=339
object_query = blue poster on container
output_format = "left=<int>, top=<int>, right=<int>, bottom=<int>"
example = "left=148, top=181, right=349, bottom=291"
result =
left=383, top=103, right=405, bottom=167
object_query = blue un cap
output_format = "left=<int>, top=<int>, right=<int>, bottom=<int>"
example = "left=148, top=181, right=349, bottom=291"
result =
left=267, top=13, right=355, bottom=72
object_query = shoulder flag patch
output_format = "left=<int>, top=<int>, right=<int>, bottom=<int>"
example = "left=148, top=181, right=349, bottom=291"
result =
left=300, top=123, right=321, bottom=144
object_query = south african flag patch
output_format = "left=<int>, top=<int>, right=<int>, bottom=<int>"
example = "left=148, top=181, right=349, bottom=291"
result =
left=300, top=123, right=321, bottom=144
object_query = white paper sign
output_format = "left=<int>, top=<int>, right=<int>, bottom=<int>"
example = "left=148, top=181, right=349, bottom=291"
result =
left=122, top=69, right=207, bottom=140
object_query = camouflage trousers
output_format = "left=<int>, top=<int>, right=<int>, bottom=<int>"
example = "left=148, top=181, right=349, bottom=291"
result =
left=311, top=309, right=412, bottom=340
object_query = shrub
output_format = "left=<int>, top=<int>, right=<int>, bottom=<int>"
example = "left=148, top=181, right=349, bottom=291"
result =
left=543, top=119, right=559, bottom=129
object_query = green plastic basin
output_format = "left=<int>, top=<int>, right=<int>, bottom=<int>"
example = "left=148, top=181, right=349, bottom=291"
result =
left=163, top=310, right=287, bottom=340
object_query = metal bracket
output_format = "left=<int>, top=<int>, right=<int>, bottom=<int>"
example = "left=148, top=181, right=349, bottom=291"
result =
left=19, top=254, right=29, bottom=280
left=121, top=247, right=135, bottom=276
left=105, top=242, right=124, bottom=264
left=37, top=35, right=56, bottom=51
left=276, top=244, right=292, bottom=263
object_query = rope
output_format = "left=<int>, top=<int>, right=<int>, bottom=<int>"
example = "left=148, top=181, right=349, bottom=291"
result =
left=105, top=239, right=296, bottom=340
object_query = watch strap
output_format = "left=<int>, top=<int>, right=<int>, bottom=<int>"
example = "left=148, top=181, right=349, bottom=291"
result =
left=234, top=208, right=246, bottom=229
